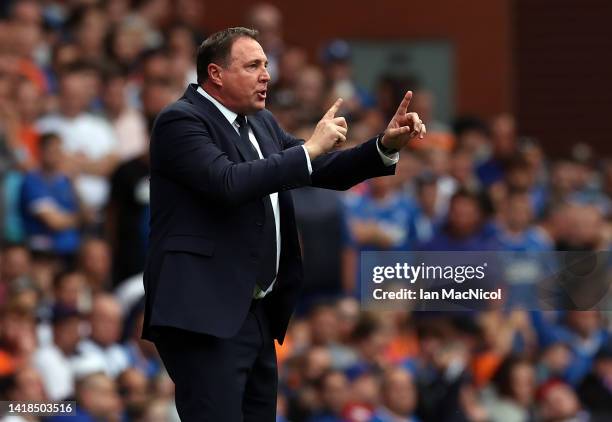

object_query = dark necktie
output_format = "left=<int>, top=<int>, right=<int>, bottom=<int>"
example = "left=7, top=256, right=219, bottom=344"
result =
left=235, top=115, right=277, bottom=291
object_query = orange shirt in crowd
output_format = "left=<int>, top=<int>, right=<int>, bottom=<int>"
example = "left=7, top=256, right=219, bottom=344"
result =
left=0, top=349, right=15, bottom=376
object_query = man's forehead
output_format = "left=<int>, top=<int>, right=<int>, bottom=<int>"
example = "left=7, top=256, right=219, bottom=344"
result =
left=230, top=37, right=267, bottom=62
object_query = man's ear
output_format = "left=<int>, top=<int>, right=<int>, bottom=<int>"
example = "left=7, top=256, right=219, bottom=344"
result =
left=208, top=63, right=223, bottom=87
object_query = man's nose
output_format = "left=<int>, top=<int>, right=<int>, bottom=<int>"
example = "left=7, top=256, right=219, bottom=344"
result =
left=260, top=67, right=271, bottom=82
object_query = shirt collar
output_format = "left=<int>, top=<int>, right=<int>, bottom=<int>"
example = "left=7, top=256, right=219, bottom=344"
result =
left=196, top=86, right=241, bottom=126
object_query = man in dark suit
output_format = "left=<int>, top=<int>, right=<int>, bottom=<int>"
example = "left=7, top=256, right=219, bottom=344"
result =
left=142, top=27, right=426, bottom=421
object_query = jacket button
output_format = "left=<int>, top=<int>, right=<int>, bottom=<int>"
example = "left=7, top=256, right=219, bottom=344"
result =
left=256, top=221, right=263, bottom=226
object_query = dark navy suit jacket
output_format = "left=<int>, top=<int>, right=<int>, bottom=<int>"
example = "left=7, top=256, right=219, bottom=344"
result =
left=142, top=84, right=395, bottom=343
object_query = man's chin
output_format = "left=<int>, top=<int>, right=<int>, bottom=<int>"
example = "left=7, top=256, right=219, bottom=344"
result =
left=250, top=101, right=266, bottom=112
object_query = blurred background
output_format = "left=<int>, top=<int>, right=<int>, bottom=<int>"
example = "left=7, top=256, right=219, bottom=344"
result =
left=0, top=0, right=611, bottom=421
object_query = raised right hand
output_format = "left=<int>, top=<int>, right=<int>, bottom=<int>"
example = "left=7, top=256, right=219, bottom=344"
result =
left=304, top=98, right=347, bottom=160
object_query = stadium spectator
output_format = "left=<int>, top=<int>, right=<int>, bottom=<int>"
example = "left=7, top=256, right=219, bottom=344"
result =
left=32, top=304, right=82, bottom=400
left=46, top=372, right=122, bottom=422
left=370, top=367, right=419, bottom=422
left=19, top=133, right=81, bottom=259
left=76, top=294, right=129, bottom=378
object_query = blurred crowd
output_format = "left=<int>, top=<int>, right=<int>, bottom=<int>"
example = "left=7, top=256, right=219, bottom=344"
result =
left=0, top=1, right=611, bottom=421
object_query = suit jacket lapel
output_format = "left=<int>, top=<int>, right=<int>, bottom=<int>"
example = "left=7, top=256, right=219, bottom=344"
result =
left=184, top=84, right=253, bottom=162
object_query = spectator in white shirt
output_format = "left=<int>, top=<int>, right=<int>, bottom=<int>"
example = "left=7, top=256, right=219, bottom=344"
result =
left=36, top=65, right=119, bottom=216
left=76, top=294, right=129, bottom=378
left=32, top=304, right=83, bottom=400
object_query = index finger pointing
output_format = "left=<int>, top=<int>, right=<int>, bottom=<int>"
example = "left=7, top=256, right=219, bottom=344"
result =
left=324, top=98, right=343, bottom=119
left=395, top=91, right=413, bottom=117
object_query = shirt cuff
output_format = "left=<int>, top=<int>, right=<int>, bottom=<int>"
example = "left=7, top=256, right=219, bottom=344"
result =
left=301, top=145, right=313, bottom=174
left=376, top=137, right=400, bottom=166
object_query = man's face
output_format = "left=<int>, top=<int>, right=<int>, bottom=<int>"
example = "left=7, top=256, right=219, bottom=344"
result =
left=59, top=73, right=90, bottom=117
left=217, top=37, right=270, bottom=114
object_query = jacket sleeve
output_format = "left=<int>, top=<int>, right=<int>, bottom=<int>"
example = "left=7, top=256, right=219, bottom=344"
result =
left=150, top=108, right=311, bottom=206
left=265, top=112, right=396, bottom=191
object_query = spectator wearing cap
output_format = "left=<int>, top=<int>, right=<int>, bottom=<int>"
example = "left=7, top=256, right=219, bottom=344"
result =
left=32, top=304, right=82, bottom=400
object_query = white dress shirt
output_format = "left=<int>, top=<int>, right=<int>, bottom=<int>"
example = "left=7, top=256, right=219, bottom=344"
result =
left=196, top=87, right=398, bottom=297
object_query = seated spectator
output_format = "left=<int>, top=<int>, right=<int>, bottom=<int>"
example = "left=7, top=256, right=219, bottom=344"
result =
left=343, top=176, right=418, bottom=293
left=0, top=364, right=46, bottom=407
left=308, top=370, right=351, bottom=422
left=476, top=113, right=517, bottom=188
left=101, top=67, right=148, bottom=162
left=52, top=270, right=88, bottom=312
left=36, top=66, right=119, bottom=220
left=411, top=172, right=443, bottom=245
left=0, top=301, right=38, bottom=373
left=19, top=133, right=81, bottom=260
left=76, top=294, right=129, bottom=378
left=504, top=157, right=548, bottom=218
left=32, top=304, right=83, bottom=400
left=493, top=190, right=552, bottom=308
left=46, top=372, right=122, bottom=422
left=0, top=244, right=31, bottom=306
left=77, top=238, right=112, bottom=293
left=370, top=367, right=419, bottom=422
left=345, top=313, right=391, bottom=380
left=117, top=368, right=150, bottom=421
left=418, top=189, right=498, bottom=251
